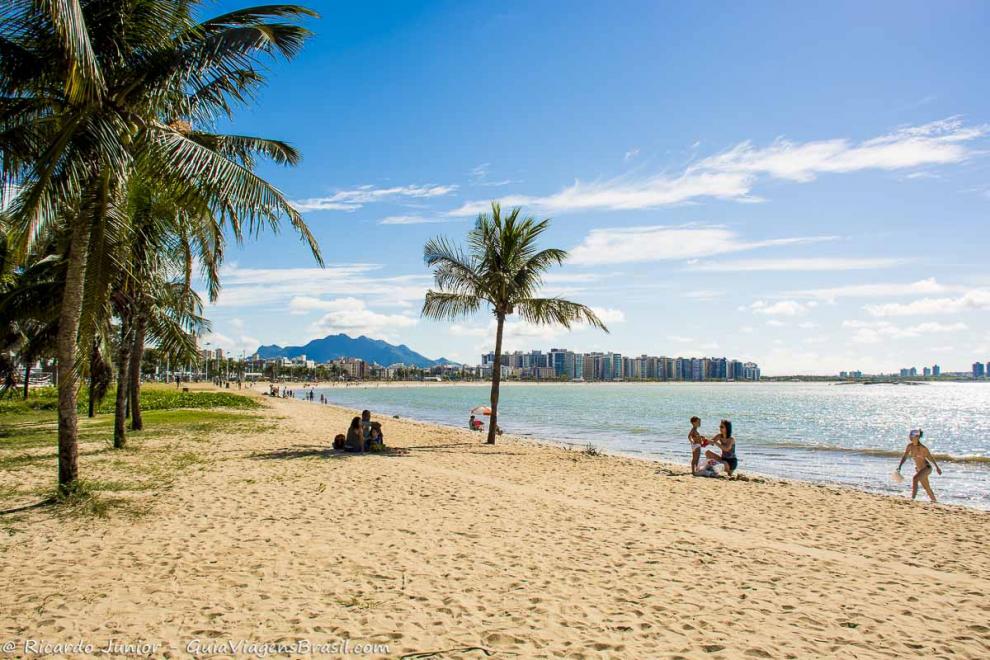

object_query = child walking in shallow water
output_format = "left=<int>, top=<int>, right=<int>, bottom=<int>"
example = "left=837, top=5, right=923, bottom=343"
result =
left=897, top=429, right=942, bottom=502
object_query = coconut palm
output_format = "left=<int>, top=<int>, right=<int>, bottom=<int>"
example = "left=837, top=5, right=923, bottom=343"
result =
left=108, top=174, right=217, bottom=448
left=0, top=1, right=321, bottom=491
left=0, top=225, right=61, bottom=397
left=422, top=203, right=608, bottom=444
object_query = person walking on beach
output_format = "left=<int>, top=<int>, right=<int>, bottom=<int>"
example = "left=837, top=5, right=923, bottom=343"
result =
left=688, top=416, right=706, bottom=475
left=704, top=419, right=737, bottom=476
left=896, top=429, right=942, bottom=502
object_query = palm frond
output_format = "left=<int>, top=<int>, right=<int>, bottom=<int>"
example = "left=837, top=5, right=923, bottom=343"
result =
left=422, top=291, right=482, bottom=322
left=37, top=0, right=106, bottom=103
left=517, top=297, right=609, bottom=332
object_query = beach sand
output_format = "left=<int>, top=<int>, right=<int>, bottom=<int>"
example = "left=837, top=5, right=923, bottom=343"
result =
left=2, top=389, right=988, bottom=658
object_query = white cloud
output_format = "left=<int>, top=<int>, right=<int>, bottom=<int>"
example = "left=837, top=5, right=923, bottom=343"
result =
left=692, top=118, right=983, bottom=183
left=785, top=277, right=954, bottom=301
left=201, top=331, right=260, bottom=357
left=843, top=319, right=968, bottom=343
left=750, top=300, right=817, bottom=316
left=624, top=148, right=640, bottom=161
left=448, top=310, right=615, bottom=351
left=448, top=172, right=755, bottom=217
left=379, top=215, right=461, bottom=225
left=209, top=264, right=430, bottom=309
left=681, top=289, right=724, bottom=301
left=864, top=289, right=990, bottom=317
left=448, top=118, right=985, bottom=215
left=292, top=184, right=456, bottom=212
left=469, top=163, right=514, bottom=187
left=298, top=297, right=418, bottom=340
left=688, top=257, right=904, bottom=272
left=569, top=225, right=835, bottom=266
left=590, top=307, right=626, bottom=324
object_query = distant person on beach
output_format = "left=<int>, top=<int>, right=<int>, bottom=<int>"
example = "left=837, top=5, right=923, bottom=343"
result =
left=345, top=416, right=365, bottom=452
left=469, top=415, right=483, bottom=431
left=705, top=419, right=737, bottom=476
left=897, top=429, right=942, bottom=502
left=688, top=416, right=706, bottom=475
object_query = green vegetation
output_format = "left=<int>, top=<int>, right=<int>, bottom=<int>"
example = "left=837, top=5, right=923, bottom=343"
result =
left=1, top=1, right=321, bottom=492
left=1, top=386, right=259, bottom=416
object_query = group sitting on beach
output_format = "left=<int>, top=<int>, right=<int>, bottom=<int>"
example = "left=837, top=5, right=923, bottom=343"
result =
left=689, top=417, right=737, bottom=477
left=336, top=409, right=385, bottom=453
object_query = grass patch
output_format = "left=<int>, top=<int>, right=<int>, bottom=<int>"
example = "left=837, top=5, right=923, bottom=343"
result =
left=0, top=385, right=259, bottom=418
left=0, top=405, right=266, bottom=452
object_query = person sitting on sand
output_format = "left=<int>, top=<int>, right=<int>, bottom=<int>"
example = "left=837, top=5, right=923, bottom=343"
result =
left=368, top=423, right=385, bottom=450
left=469, top=415, right=483, bottom=431
left=345, top=416, right=365, bottom=452
left=897, top=429, right=942, bottom=502
left=361, top=409, right=373, bottom=443
left=705, top=419, right=737, bottom=476
left=688, top=416, right=707, bottom=474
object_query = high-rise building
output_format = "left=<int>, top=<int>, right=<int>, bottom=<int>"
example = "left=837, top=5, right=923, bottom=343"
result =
left=690, top=358, right=705, bottom=381
left=923, top=367, right=931, bottom=377
left=932, top=364, right=941, bottom=377
left=742, top=362, right=761, bottom=381
left=975, top=362, right=987, bottom=378
left=709, top=357, right=728, bottom=380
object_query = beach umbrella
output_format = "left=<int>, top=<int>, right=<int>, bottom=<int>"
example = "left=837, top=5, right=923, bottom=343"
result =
left=471, top=405, right=492, bottom=416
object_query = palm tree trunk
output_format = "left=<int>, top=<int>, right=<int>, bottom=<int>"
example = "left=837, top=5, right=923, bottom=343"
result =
left=56, top=217, right=93, bottom=492
left=22, top=361, right=31, bottom=400
left=486, top=312, right=505, bottom=445
left=88, top=342, right=97, bottom=418
left=113, top=315, right=131, bottom=449
left=128, top=314, right=145, bottom=431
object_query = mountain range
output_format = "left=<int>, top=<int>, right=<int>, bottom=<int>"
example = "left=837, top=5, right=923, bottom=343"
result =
left=255, top=333, right=455, bottom=368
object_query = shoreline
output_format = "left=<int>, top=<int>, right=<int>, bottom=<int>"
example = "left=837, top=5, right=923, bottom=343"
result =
left=3, top=387, right=988, bottom=657
left=271, top=383, right=990, bottom=511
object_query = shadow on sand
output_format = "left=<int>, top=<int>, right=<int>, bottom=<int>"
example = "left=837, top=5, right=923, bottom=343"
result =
left=250, top=445, right=411, bottom=461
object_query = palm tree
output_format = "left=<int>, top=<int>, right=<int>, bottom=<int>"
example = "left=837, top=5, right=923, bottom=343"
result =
left=0, top=1, right=322, bottom=492
left=422, top=203, right=608, bottom=444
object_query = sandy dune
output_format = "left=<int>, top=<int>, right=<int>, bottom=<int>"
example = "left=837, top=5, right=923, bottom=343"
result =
left=2, top=391, right=988, bottom=658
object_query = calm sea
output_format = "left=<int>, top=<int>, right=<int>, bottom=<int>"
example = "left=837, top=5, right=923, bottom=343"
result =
left=303, top=382, right=990, bottom=510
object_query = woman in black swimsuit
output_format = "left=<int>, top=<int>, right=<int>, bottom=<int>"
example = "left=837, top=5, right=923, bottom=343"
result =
left=704, top=419, right=737, bottom=476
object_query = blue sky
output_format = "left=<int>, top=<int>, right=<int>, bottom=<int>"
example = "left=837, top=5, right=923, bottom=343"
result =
left=201, top=0, right=990, bottom=375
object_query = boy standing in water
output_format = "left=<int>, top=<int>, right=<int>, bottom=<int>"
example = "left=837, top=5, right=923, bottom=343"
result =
left=688, top=416, right=706, bottom=475
left=897, top=429, right=942, bottom=502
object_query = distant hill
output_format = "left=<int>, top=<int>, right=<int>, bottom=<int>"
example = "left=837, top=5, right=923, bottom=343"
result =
left=255, top=333, right=455, bottom=368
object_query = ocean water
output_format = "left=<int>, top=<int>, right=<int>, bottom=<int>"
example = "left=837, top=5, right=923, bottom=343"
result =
left=303, top=382, right=990, bottom=510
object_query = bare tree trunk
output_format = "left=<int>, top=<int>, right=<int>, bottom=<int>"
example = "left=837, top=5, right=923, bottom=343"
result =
left=486, top=313, right=505, bottom=445
left=57, top=217, right=94, bottom=492
left=128, top=314, right=145, bottom=431
left=113, top=315, right=131, bottom=449
left=22, top=361, right=31, bottom=400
